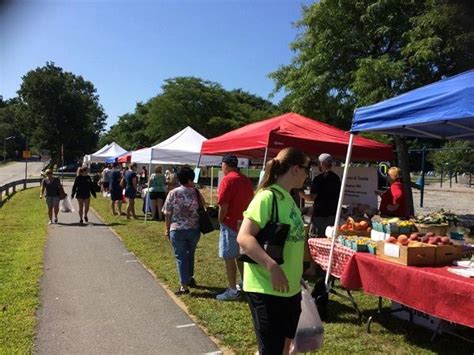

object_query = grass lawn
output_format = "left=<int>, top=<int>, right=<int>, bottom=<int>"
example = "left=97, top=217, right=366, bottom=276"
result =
left=91, top=193, right=473, bottom=354
left=0, top=187, right=47, bottom=353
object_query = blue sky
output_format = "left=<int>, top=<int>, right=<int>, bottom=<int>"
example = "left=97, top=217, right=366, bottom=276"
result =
left=1, top=0, right=312, bottom=128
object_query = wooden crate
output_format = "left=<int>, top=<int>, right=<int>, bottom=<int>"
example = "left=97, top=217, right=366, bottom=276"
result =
left=434, top=244, right=463, bottom=265
left=376, top=241, right=436, bottom=266
left=415, top=223, right=449, bottom=236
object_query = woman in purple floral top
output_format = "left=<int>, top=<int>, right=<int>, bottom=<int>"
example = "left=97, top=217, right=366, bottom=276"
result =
left=162, top=166, right=204, bottom=295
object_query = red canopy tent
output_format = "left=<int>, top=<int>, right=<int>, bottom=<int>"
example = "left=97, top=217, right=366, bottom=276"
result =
left=117, top=152, right=131, bottom=163
left=201, top=113, right=393, bottom=161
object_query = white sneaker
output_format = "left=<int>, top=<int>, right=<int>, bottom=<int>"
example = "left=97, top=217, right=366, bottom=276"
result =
left=216, top=288, right=240, bottom=301
left=48, top=220, right=53, bottom=225
left=236, top=282, right=243, bottom=291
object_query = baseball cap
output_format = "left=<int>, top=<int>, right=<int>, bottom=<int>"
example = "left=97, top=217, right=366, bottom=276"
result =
left=318, top=153, right=333, bottom=164
left=222, top=154, right=238, bottom=168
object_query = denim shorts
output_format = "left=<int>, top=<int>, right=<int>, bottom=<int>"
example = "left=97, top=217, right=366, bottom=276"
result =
left=219, top=223, right=239, bottom=259
left=45, top=196, right=60, bottom=208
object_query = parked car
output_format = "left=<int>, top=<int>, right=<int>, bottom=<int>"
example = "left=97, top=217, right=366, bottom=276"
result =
left=58, top=163, right=80, bottom=172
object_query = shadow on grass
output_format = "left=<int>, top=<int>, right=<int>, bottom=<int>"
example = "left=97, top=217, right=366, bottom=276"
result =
left=364, top=311, right=474, bottom=354
left=326, top=297, right=474, bottom=353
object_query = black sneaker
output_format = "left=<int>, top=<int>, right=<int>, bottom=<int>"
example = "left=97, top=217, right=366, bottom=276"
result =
left=188, top=277, right=197, bottom=288
left=174, top=287, right=190, bottom=295
left=54, top=218, right=58, bottom=224
left=84, top=216, right=88, bottom=223
left=79, top=219, right=83, bottom=224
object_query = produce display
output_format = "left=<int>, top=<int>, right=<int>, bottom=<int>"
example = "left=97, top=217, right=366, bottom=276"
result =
left=339, top=217, right=371, bottom=233
left=385, top=232, right=454, bottom=247
left=337, top=235, right=377, bottom=254
left=414, top=209, right=457, bottom=225
left=371, top=216, right=415, bottom=234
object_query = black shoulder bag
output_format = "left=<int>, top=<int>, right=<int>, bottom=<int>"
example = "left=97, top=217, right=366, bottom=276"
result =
left=239, top=189, right=290, bottom=265
left=195, top=188, right=214, bottom=234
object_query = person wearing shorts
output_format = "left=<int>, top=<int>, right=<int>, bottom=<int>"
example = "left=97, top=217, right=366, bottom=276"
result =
left=109, top=162, right=123, bottom=215
left=40, top=169, right=63, bottom=224
left=216, top=154, right=254, bottom=301
left=237, top=147, right=309, bottom=355
left=148, top=165, right=166, bottom=220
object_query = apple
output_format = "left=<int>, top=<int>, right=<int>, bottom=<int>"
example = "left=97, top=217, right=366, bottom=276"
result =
left=425, top=232, right=435, bottom=238
left=387, top=236, right=397, bottom=244
left=398, top=235, right=409, bottom=244
left=441, top=236, right=451, bottom=244
left=420, top=236, right=429, bottom=243
left=409, top=233, right=419, bottom=241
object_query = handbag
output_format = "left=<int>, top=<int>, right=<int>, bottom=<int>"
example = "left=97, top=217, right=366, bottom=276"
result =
left=57, top=179, right=67, bottom=200
left=239, top=189, right=290, bottom=265
left=195, top=188, right=214, bottom=234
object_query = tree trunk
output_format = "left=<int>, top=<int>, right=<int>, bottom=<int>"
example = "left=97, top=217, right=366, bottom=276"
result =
left=393, top=136, right=415, bottom=216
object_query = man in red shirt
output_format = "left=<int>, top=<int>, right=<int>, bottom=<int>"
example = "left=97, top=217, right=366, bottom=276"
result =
left=216, top=154, right=254, bottom=301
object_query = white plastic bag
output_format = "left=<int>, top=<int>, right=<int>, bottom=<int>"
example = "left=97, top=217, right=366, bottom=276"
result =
left=60, top=197, right=75, bottom=213
left=290, top=283, right=324, bottom=353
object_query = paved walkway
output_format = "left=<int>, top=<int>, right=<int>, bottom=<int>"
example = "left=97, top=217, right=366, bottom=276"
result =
left=35, top=187, right=221, bottom=354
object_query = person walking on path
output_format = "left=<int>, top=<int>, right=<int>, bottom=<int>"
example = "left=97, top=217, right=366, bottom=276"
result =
left=148, top=165, right=166, bottom=221
left=237, top=147, right=309, bottom=355
left=40, top=169, right=64, bottom=224
left=299, top=153, right=341, bottom=236
left=215, top=154, right=254, bottom=301
left=71, top=166, right=97, bottom=224
left=109, top=162, right=124, bottom=216
left=162, top=167, right=203, bottom=295
left=101, top=164, right=112, bottom=194
left=124, top=163, right=138, bottom=219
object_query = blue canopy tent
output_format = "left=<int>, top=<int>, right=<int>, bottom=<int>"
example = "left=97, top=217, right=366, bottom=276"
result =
left=325, top=70, right=474, bottom=287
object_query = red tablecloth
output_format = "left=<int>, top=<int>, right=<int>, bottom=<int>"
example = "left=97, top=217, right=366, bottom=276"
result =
left=308, top=238, right=355, bottom=278
left=340, top=253, right=474, bottom=328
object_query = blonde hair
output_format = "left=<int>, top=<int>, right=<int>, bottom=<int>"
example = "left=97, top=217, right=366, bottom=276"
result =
left=388, top=167, right=401, bottom=181
left=258, top=147, right=308, bottom=190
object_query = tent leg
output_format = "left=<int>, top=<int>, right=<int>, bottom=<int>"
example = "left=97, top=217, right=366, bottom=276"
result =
left=325, top=134, right=355, bottom=289
left=144, top=159, right=151, bottom=223
left=420, top=147, right=426, bottom=208
left=196, top=154, right=202, bottom=167
left=210, top=166, right=214, bottom=205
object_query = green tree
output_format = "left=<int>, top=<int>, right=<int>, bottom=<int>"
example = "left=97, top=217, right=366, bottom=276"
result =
left=270, top=0, right=474, bottom=213
left=429, top=141, right=474, bottom=176
left=0, top=98, right=25, bottom=160
left=17, top=62, right=107, bottom=163
left=99, top=103, right=153, bottom=150
left=102, top=76, right=279, bottom=147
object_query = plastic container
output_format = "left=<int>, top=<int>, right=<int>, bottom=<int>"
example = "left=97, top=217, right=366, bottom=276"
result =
left=450, top=231, right=465, bottom=241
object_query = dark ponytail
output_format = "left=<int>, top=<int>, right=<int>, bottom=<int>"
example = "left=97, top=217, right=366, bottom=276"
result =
left=257, top=147, right=308, bottom=191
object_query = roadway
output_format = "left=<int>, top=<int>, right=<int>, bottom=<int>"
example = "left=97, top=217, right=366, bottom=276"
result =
left=0, top=161, right=45, bottom=186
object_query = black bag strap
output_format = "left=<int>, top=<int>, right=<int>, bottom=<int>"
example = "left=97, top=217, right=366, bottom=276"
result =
left=268, top=188, right=279, bottom=223
left=194, top=188, right=204, bottom=210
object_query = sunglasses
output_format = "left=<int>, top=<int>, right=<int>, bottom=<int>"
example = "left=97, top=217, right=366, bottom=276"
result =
left=298, top=165, right=311, bottom=173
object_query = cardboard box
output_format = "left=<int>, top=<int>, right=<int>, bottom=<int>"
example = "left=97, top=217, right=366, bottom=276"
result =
left=376, top=241, right=436, bottom=266
left=434, top=244, right=463, bottom=265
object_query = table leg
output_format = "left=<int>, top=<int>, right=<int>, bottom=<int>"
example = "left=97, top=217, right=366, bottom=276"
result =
left=328, top=277, right=362, bottom=324
left=367, top=298, right=412, bottom=333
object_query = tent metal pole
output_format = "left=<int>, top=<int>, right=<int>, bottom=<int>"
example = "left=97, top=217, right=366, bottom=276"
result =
left=144, top=158, right=151, bottom=223
left=196, top=154, right=202, bottom=167
left=325, top=133, right=355, bottom=289
left=262, top=147, right=269, bottom=168
left=210, top=166, right=214, bottom=205
left=420, top=147, right=426, bottom=207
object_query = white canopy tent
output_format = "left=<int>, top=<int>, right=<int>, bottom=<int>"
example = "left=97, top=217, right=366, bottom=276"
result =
left=85, top=142, right=128, bottom=163
left=83, top=143, right=110, bottom=164
left=131, top=126, right=223, bottom=166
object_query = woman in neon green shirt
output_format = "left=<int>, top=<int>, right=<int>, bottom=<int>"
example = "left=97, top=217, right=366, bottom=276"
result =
left=237, top=147, right=310, bottom=355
